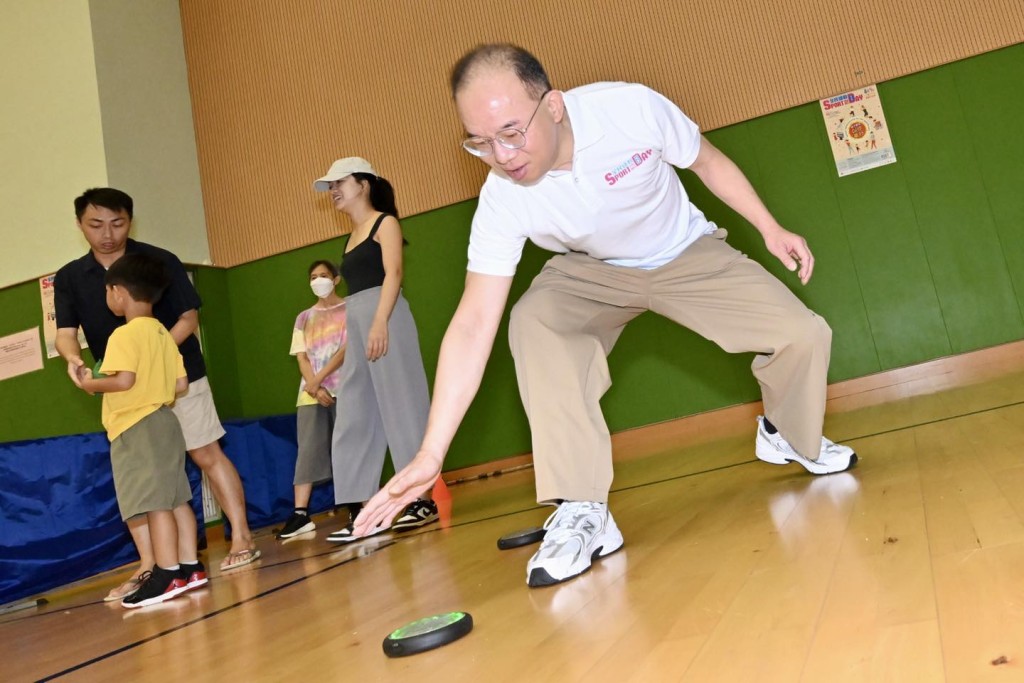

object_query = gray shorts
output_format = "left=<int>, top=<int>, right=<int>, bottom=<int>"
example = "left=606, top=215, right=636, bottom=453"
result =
left=295, top=403, right=334, bottom=485
left=110, top=406, right=191, bottom=521
left=170, top=376, right=227, bottom=450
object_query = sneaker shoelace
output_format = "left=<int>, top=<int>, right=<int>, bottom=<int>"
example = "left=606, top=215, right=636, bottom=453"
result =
left=543, top=502, right=604, bottom=542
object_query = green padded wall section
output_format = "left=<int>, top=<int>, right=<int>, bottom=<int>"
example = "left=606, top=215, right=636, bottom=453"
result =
left=0, top=279, right=100, bottom=441
left=956, top=47, right=1024, bottom=326
left=191, top=266, right=242, bottom=419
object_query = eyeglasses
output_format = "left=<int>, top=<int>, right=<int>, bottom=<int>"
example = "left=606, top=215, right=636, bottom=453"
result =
left=461, top=90, right=551, bottom=157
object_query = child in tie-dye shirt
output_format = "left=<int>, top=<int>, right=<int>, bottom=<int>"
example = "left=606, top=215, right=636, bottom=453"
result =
left=277, top=260, right=347, bottom=539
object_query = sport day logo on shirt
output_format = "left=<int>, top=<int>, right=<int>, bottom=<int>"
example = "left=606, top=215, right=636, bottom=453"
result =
left=604, top=149, right=654, bottom=186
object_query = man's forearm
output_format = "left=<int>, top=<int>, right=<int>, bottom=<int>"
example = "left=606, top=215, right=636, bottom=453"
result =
left=55, top=331, right=83, bottom=363
left=689, top=138, right=782, bottom=237
left=169, top=310, right=200, bottom=346
left=419, top=314, right=498, bottom=462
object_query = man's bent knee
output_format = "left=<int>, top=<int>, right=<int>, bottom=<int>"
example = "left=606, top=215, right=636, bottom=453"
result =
left=509, top=290, right=558, bottom=344
left=188, top=442, right=225, bottom=469
left=785, top=313, right=832, bottom=355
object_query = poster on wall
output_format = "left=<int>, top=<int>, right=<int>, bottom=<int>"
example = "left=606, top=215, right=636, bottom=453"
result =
left=0, top=328, right=44, bottom=382
left=820, top=85, right=897, bottom=177
left=40, top=274, right=88, bottom=359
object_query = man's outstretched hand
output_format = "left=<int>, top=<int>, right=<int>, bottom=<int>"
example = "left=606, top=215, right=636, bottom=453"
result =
left=763, top=226, right=815, bottom=285
left=352, top=449, right=443, bottom=536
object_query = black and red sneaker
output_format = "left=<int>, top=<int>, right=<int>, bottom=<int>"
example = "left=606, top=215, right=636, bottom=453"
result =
left=121, top=566, right=188, bottom=608
left=179, top=561, right=209, bottom=593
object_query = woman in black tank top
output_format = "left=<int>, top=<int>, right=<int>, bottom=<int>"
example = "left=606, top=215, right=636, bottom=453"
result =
left=311, top=157, right=438, bottom=540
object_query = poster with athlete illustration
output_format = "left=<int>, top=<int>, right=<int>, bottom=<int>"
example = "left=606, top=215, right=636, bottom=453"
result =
left=820, top=85, right=896, bottom=177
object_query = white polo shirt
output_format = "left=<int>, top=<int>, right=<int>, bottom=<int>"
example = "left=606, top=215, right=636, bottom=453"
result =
left=467, top=82, right=717, bottom=276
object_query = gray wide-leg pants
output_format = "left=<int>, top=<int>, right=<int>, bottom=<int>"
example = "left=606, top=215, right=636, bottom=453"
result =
left=331, top=287, right=430, bottom=504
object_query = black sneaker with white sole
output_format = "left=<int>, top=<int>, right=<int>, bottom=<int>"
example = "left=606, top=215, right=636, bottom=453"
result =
left=391, top=499, right=439, bottom=531
left=326, top=521, right=389, bottom=544
left=277, top=512, right=316, bottom=539
left=121, top=566, right=188, bottom=608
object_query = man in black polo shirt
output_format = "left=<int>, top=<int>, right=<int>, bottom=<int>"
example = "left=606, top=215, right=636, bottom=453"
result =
left=55, top=188, right=260, bottom=597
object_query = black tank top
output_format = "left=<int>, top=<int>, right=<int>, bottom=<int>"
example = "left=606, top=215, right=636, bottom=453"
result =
left=341, top=214, right=389, bottom=295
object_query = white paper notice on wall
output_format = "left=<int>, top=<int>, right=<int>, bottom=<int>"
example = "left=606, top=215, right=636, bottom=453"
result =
left=821, top=85, right=897, bottom=177
left=0, top=328, right=44, bottom=382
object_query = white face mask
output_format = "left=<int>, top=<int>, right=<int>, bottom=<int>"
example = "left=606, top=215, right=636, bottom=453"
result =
left=310, top=276, right=335, bottom=298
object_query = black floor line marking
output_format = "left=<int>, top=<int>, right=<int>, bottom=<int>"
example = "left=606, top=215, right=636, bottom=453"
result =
left=21, top=397, right=1024, bottom=676
left=828, top=398, right=1024, bottom=444
left=609, top=458, right=756, bottom=494
left=608, top=400, right=1024, bottom=494
left=6, top=504, right=557, bottom=625
left=37, top=539, right=397, bottom=682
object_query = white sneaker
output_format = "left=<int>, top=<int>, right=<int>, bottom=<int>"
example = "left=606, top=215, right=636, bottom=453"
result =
left=755, top=416, right=857, bottom=475
left=526, top=501, right=624, bottom=587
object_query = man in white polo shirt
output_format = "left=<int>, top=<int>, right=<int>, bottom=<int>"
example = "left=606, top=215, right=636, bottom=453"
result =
left=356, top=44, right=856, bottom=587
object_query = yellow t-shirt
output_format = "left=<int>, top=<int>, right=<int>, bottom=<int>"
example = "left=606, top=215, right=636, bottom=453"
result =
left=100, top=317, right=186, bottom=441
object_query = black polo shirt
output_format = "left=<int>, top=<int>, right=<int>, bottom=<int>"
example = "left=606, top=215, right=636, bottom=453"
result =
left=54, top=239, right=207, bottom=382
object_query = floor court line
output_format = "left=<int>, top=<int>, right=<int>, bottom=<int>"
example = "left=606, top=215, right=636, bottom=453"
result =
left=37, top=539, right=398, bottom=682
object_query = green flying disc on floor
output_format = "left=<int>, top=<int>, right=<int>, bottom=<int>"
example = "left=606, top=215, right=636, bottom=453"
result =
left=382, top=611, right=473, bottom=657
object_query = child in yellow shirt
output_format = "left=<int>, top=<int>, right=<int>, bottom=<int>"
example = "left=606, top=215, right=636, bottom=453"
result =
left=78, top=253, right=207, bottom=608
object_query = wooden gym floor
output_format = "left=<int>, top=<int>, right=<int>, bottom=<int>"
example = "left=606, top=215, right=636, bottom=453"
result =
left=3, top=341, right=1024, bottom=682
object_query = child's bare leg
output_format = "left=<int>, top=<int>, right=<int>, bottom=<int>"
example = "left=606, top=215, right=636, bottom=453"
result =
left=147, top=509, right=179, bottom=568
left=172, top=503, right=199, bottom=562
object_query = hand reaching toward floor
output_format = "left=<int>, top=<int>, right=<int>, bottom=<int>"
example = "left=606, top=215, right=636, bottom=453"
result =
left=353, top=449, right=441, bottom=535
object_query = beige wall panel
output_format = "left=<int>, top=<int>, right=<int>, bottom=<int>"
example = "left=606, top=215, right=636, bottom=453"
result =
left=90, top=0, right=210, bottom=267
left=0, top=0, right=108, bottom=288
left=179, top=0, right=1024, bottom=267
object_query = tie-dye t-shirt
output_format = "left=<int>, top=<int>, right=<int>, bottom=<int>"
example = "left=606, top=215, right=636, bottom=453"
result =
left=289, top=301, right=347, bottom=406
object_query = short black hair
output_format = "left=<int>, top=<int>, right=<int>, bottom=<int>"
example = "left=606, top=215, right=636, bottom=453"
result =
left=450, top=43, right=551, bottom=100
left=309, top=259, right=339, bottom=277
left=105, top=253, right=169, bottom=304
left=74, top=187, right=134, bottom=221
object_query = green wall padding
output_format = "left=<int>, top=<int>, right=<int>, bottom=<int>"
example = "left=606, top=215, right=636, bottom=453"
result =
left=886, top=67, right=1024, bottom=352
left=0, top=279, right=100, bottom=440
left=191, top=267, right=242, bottom=418
left=3, top=43, right=1023, bottom=470
left=954, top=47, right=1024, bottom=325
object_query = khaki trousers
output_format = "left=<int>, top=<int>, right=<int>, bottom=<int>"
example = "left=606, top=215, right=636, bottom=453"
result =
left=509, top=230, right=832, bottom=504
